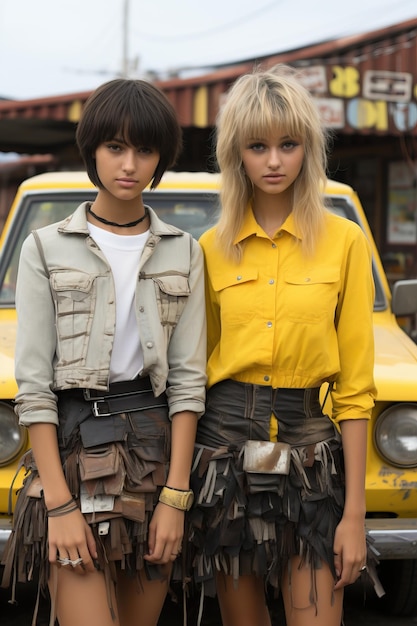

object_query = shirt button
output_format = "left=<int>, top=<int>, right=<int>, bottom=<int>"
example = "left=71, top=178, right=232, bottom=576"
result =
left=305, top=277, right=311, bottom=282
left=277, top=232, right=283, bottom=238
left=272, top=243, right=277, bottom=248
left=269, top=279, right=274, bottom=285
left=267, top=321, right=272, bottom=328
left=237, top=275, right=242, bottom=281
left=264, top=375, right=270, bottom=382
left=139, top=306, right=145, bottom=312
left=146, top=342, right=153, bottom=349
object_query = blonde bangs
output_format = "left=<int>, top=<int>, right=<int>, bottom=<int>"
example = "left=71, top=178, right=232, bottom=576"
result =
left=227, top=71, right=313, bottom=149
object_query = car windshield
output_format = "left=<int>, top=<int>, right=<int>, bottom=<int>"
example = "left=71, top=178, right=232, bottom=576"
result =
left=0, top=189, right=385, bottom=310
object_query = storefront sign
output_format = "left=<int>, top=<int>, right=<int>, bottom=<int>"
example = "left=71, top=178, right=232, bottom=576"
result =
left=299, top=65, right=417, bottom=133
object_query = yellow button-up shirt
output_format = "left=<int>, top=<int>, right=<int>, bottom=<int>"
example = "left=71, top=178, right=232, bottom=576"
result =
left=199, top=206, right=376, bottom=424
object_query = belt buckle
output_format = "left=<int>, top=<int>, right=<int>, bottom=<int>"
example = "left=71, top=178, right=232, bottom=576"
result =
left=92, top=399, right=111, bottom=418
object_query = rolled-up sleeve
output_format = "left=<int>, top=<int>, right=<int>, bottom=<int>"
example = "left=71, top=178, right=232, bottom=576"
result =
left=166, top=238, right=207, bottom=418
left=332, top=226, right=376, bottom=422
left=14, top=234, right=59, bottom=426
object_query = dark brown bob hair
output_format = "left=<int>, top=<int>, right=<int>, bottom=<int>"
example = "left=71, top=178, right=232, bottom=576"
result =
left=75, top=79, right=182, bottom=189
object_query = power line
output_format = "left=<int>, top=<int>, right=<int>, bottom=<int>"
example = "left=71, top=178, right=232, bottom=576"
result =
left=132, top=1, right=281, bottom=42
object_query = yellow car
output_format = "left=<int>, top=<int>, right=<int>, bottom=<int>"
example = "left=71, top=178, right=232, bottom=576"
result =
left=1, top=171, right=417, bottom=615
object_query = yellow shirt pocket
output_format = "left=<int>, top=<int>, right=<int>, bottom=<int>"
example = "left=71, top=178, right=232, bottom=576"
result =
left=283, top=268, right=340, bottom=324
left=211, top=269, right=259, bottom=325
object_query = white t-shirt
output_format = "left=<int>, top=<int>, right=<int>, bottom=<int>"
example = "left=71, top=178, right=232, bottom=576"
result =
left=88, top=223, right=149, bottom=382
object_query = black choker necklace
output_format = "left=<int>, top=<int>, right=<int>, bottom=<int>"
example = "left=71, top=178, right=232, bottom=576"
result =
left=88, top=204, right=149, bottom=228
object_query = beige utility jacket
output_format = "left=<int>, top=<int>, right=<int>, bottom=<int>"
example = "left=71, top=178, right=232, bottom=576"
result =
left=15, top=202, right=207, bottom=426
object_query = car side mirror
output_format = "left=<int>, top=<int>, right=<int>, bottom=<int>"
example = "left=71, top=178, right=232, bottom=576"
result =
left=391, top=279, right=417, bottom=316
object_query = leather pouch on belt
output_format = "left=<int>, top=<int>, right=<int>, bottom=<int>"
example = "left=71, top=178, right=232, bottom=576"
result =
left=79, top=444, right=119, bottom=480
left=120, top=491, right=146, bottom=522
left=246, top=472, right=283, bottom=494
left=80, top=417, right=127, bottom=447
left=84, top=492, right=146, bottom=524
left=79, top=444, right=125, bottom=497
left=243, top=440, right=291, bottom=475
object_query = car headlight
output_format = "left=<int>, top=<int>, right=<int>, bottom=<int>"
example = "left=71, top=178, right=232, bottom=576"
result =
left=374, top=404, right=417, bottom=468
left=0, top=401, right=27, bottom=466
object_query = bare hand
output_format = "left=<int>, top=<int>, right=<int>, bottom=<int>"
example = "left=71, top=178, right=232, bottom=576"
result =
left=48, top=508, right=97, bottom=574
left=144, top=502, right=184, bottom=565
left=333, top=516, right=366, bottom=590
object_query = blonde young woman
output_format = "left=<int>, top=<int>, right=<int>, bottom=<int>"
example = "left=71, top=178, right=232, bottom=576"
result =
left=188, top=65, right=379, bottom=626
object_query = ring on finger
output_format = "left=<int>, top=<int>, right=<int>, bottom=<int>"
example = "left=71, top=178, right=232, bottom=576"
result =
left=57, top=556, right=83, bottom=567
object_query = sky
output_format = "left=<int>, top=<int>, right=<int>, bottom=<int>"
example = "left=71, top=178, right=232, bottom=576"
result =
left=0, top=0, right=416, bottom=101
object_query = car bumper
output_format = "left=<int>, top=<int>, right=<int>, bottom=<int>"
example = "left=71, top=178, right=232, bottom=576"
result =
left=366, top=518, right=417, bottom=559
left=0, top=517, right=12, bottom=560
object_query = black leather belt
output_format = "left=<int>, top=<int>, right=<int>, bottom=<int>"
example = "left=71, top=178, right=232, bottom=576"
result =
left=83, top=376, right=153, bottom=399
left=61, top=376, right=168, bottom=417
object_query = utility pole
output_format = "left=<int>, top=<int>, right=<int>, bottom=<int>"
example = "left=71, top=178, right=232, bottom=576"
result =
left=122, top=0, right=129, bottom=78
left=65, top=0, right=137, bottom=80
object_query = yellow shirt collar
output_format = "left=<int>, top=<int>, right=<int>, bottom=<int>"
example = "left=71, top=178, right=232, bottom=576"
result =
left=234, top=203, right=302, bottom=244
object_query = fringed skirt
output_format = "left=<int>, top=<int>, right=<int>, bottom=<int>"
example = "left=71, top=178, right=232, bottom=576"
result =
left=1, top=377, right=181, bottom=617
left=188, top=380, right=380, bottom=603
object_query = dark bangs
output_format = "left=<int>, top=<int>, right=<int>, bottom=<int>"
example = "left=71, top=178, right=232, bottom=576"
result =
left=102, top=82, right=173, bottom=152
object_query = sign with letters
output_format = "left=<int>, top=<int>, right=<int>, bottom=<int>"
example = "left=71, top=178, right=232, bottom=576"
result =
left=298, top=64, right=417, bottom=134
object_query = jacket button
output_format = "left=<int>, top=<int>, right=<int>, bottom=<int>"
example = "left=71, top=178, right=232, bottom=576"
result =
left=146, top=342, right=153, bottom=349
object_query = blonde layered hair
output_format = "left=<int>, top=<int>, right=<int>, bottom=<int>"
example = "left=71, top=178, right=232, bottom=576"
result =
left=215, top=64, right=329, bottom=261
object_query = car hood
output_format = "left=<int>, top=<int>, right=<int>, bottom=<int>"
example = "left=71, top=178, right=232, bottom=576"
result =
left=374, top=320, right=417, bottom=401
left=0, top=309, right=18, bottom=399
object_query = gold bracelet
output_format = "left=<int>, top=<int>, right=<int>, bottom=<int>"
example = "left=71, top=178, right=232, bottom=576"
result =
left=158, top=486, right=194, bottom=511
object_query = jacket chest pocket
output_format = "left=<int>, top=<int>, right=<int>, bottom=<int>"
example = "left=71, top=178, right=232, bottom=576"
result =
left=50, top=270, right=97, bottom=364
left=152, top=273, right=190, bottom=329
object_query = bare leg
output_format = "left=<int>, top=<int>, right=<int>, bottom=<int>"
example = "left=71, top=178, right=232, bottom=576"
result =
left=281, top=556, right=344, bottom=626
left=52, top=565, right=119, bottom=626
left=216, top=571, right=272, bottom=626
left=116, top=565, right=171, bottom=626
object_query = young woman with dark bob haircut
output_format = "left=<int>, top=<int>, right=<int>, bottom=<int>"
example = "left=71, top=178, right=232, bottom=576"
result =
left=188, top=64, right=381, bottom=626
left=2, top=78, right=206, bottom=626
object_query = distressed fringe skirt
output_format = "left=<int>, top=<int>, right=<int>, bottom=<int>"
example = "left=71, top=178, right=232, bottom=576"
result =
left=188, top=380, right=382, bottom=610
left=1, top=377, right=182, bottom=623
